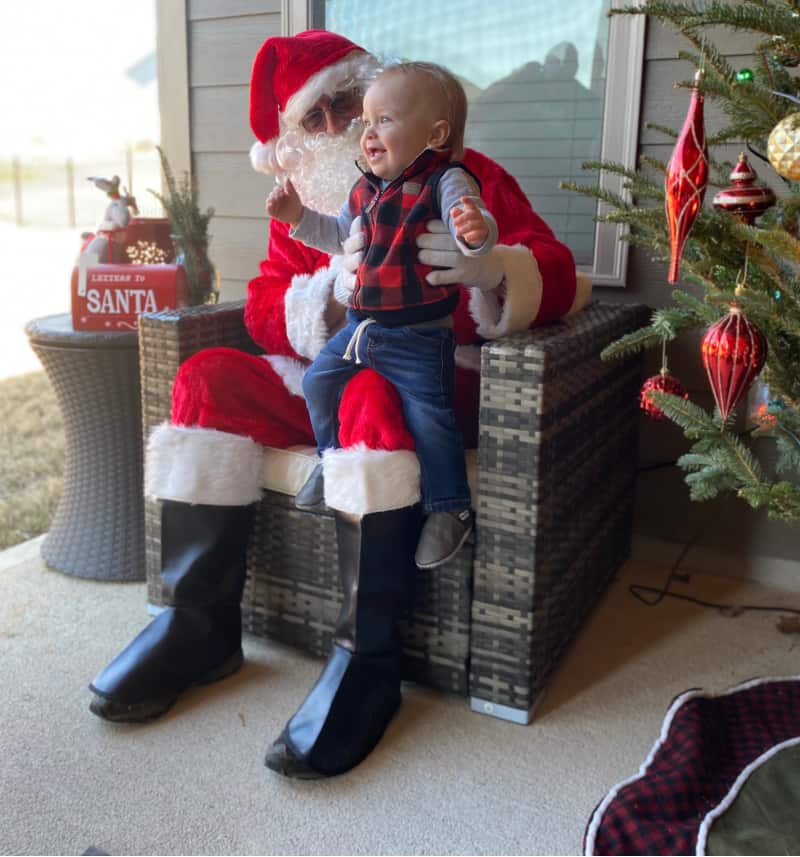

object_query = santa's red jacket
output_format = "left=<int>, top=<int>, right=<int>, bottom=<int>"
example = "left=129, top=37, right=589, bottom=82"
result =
left=144, top=149, right=590, bottom=515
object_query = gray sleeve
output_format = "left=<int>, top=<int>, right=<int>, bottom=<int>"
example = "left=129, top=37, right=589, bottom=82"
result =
left=290, top=201, right=352, bottom=255
left=438, top=168, right=499, bottom=257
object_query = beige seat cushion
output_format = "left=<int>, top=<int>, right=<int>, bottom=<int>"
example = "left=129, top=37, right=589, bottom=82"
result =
left=261, top=445, right=480, bottom=500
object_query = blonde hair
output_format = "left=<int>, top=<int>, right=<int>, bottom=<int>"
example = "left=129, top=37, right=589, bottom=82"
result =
left=381, top=61, right=468, bottom=158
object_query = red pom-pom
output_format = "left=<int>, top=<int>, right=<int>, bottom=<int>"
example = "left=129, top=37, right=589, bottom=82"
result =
left=640, top=370, right=688, bottom=421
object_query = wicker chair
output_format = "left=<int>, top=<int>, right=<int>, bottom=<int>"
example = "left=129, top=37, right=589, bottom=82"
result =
left=139, top=299, right=649, bottom=723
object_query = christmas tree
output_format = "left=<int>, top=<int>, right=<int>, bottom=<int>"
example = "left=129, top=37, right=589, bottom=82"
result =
left=563, top=0, right=800, bottom=524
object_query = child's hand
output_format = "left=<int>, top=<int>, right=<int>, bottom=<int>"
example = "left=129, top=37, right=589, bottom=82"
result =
left=266, top=178, right=303, bottom=226
left=451, top=197, right=489, bottom=248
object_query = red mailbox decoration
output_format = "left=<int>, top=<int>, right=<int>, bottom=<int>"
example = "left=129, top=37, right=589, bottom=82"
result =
left=72, top=216, right=188, bottom=331
left=71, top=263, right=188, bottom=331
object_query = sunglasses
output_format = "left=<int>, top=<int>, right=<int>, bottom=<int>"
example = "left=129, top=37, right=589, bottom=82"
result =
left=301, top=89, right=362, bottom=133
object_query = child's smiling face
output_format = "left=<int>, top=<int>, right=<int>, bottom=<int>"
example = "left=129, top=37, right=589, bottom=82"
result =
left=360, top=72, right=445, bottom=181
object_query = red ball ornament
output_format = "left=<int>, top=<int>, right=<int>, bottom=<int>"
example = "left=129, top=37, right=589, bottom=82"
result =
left=640, top=369, right=688, bottom=421
left=665, top=69, right=709, bottom=283
left=712, top=153, right=776, bottom=224
left=700, top=306, right=767, bottom=421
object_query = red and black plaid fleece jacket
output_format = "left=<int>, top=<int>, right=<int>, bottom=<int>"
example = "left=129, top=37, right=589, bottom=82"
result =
left=348, top=148, right=479, bottom=326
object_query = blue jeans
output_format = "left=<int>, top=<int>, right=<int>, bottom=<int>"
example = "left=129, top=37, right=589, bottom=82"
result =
left=302, top=311, right=471, bottom=513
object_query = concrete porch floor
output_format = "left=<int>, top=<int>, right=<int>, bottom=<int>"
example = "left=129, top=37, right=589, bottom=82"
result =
left=2, top=535, right=799, bottom=855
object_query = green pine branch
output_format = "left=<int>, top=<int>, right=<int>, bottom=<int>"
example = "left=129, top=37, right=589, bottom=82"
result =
left=739, top=481, right=800, bottom=522
left=557, top=180, right=631, bottom=212
left=775, top=418, right=800, bottom=474
left=565, top=0, right=800, bottom=524
left=644, top=123, right=679, bottom=141
left=651, top=392, right=766, bottom=484
left=638, top=154, right=668, bottom=175
left=148, top=145, right=214, bottom=246
left=612, top=1, right=800, bottom=40
left=600, top=325, right=664, bottom=359
left=671, top=288, right=721, bottom=323
left=646, top=391, right=800, bottom=520
left=601, top=299, right=713, bottom=360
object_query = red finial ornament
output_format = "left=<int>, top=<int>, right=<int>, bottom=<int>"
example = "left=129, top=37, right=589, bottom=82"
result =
left=665, top=69, right=709, bottom=283
left=700, top=305, right=767, bottom=421
left=712, top=153, right=776, bottom=224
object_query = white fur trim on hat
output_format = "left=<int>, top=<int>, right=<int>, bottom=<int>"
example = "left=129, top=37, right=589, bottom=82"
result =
left=250, top=139, right=279, bottom=176
left=145, top=423, right=264, bottom=506
left=282, top=52, right=379, bottom=129
left=322, top=444, right=420, bottom=515
left=284, top=255, right=343, bottom=360
left=251, top=52, right=379, bottom=176
left=468, top=244, right=543, bottom=339
left=263, top=354, right=306, bottom=398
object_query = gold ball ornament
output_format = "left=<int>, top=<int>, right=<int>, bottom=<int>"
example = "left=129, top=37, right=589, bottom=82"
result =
left=768, top=113, right=800, bottom=180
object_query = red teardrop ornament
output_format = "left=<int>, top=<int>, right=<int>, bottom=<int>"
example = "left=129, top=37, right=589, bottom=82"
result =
left=700, top=306, right=767, bottom=421
left=665, top=70, right=709, bottom=283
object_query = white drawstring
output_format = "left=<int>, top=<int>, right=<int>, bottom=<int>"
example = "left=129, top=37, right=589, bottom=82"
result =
left=342, top=317, right=376, bottom=364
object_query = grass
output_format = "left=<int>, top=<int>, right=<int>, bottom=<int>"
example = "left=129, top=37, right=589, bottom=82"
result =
left=0, top=371, right=65, bottom=549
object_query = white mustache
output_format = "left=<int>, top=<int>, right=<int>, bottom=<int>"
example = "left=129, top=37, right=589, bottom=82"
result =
left=276, top=122, right=364, bottom=216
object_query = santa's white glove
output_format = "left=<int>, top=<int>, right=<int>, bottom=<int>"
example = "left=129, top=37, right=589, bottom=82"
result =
left=333, top=217, right=365, bottom=305
left=417, top=220, right=505, bottom=291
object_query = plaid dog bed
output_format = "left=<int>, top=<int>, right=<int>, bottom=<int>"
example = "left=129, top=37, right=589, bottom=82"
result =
left=584, top=676, right=800, bottom=855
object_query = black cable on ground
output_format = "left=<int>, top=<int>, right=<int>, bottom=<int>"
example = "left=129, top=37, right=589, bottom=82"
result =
left=628, top=497, right=800, bottom=619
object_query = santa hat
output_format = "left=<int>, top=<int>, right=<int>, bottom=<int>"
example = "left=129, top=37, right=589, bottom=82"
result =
left=249, top=29, right=370, bottom=175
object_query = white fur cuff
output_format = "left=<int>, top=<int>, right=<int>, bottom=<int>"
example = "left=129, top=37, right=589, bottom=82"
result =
left=284, top=256, right=343, bottom=361
left=567, top=272, right=593, bottom=316
left=468, top=244, right=542, bottom=339
left=322, top=445, right=421, bottom=515
left=263, top=354, right=306, bottom=398
left=145, top=423, right=265, bottom=506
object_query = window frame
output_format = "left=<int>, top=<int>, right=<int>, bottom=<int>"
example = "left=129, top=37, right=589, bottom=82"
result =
left=300, top=0, right=646, bottom=287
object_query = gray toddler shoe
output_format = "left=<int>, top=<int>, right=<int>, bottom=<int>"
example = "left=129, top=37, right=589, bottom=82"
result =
left=295, top=462, right=325, bottom=511
left=414, top=508, right=474, bottom=569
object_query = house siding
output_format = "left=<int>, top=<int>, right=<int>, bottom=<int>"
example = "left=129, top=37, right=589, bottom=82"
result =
left=171, top=6, right=798, bottom=578
left=186, top=0, right=282, bottom=298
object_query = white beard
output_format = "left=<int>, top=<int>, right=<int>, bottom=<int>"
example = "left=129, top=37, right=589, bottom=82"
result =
left=275, top=122, right=364, bottom=216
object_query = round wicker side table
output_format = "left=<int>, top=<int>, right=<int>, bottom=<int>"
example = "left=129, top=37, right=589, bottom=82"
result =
left=25, top=314, right=145, bottom=581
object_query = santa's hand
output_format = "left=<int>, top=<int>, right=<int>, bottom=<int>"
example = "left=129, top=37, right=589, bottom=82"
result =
left=417, top=220, right=504, bottom=291
left=341, top=216, right=366, bottom=274
left=333, top=266, right=355, bottom=305
left=266, top=178, right=303, bottom=226
left=333, top=217, right=364, bottom=305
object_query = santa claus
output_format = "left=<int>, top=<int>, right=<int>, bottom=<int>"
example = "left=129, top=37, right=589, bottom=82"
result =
left=88, top=30, right=591, bottom=778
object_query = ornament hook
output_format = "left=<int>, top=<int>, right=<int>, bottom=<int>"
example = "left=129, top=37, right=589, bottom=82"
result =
left=734, top=244, right=751, bottom=296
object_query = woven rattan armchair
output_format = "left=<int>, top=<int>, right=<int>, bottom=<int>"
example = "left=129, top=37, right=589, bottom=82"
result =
left=140, top=298, right=648, bottom=724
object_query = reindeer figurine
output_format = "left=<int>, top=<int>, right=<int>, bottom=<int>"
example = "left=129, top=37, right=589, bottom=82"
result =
left=83, top=175, right=139, bottom=263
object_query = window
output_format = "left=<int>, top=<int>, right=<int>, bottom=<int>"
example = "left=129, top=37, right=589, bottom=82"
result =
left=306, top=0, right=644, bottom=285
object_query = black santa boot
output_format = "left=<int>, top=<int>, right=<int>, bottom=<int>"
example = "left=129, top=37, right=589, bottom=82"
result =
left=265, top=505, right=421, bottom=778
left=89, top=499, right=253, bottom=722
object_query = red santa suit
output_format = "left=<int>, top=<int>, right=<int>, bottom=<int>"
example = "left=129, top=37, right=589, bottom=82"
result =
left=145, top=31, right=590, bottom=516
left=89, top=28, right=591, bottom=777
